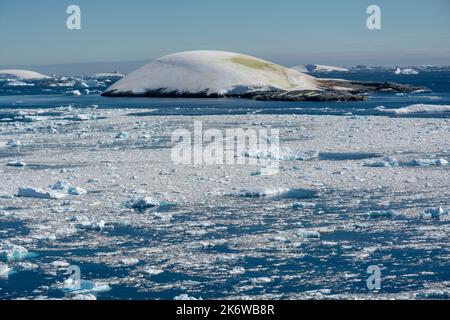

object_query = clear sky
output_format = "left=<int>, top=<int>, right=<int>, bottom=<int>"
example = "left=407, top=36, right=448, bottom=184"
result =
left=1, top=0, right=450, bottom=72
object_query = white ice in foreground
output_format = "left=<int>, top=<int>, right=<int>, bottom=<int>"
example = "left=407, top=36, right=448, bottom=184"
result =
left=235, top=186, right=291, bottom=197
left=0, top=241, right=28, bottom=262
left=411, top=158, right=448, bottom=167
left=6, top=160, right=27, bottom=167
left=0, top=69, right=50, bottom=80
left=18, top=187, right=66, bottom=200
left=422, top=206, right=448, bottom=219
left=376, top=104, right=450, bottom=115
left=104, top=50, right=319, bottom=96
left=0, top=263, right=10, bottom=278
left=364, top=156, right=399, bottom=168
left=123, top=196, right=160, bottom=209
left=65, top=90, right=82, bottom=96
left=52, top=181, right=87, bottom=195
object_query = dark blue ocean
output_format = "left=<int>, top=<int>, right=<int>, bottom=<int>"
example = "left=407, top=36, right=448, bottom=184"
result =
left=1, top=71, right=450, bottom=118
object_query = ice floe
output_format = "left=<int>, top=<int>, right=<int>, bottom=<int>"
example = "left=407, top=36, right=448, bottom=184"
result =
left=68, top=186, right=87, bottom=196
left=234, top=186, right=290, bottom=197
left=296, top=229, right=321, bottom=239
left=123, top=196, right=160, bottom=210
left=18, top=187, right=66, bottom=200
left=368, top=210, right=396, bottom=218
left=376, top=104, right=450, bottom=115
left=6, top=160, right=27, bottom=167
left=0, top=263, right=10, bottom=278
left=234, top=186, right=318, bottom=199
left=422, top=206, right=448, bottom=220
left=0, top=241, right=29, bottom=262
left=411, top=158, right=448, bottom=167
left=364, top=156, right=399, bottom=168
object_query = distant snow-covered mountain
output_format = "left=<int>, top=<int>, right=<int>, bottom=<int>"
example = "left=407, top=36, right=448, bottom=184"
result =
left=292, top=64, right=349, bottom=73
left=0, top=69, right=50, bottom=80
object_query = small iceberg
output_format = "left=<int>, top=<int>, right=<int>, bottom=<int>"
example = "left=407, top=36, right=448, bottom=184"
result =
left=115, top=131, right=129, bottom=139
left=364, top=156, right=399, bottom=168
left=6, top=140, right=22, bottom=148
left=235, top=186, right=290, bottom=197
left=18, top=187, right=66, bottom=200
left=0, top=241, right=29, bottom=262
left=51, top=181, right=87, bottom=196
left=123, top=196, right=160, bottom=210
left=62, top=114, right=92, bottom=121
left=234, top=186, right=317, bottom=199
left=77, top=220, right=106, bottom=231
left=51, top=180, right=71, bottom=191
left=65, top=90, right=82, bottom=96
left=411, top=158, right=448, bottom=167
left=422, top=206, right=448, bottom=220
left=376, top=104, right=450, bottom=115
left=120, top=258, right=140, bottom=266
left=6, top=160, right=27, bottom=168
left=251, top=166, right=279, bottom=176
left=297, top=229, right=321, bottom=239
left=0, top=263, right=10, bottom=278
left=68, top=186, right=87, bottom=196
left=394, top=67, right=419, bottom=75
left=62, top=279, right=111, bottom=295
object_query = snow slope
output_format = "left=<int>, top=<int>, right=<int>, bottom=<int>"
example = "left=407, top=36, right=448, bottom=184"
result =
left=292, top=64, right=349, bottom=73
left=104, top=51, right=319, bottom=96
left=0, top=70, right=51, bottom=80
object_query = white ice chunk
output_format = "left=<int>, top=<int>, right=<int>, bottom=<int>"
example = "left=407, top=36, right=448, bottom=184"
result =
left=65, top=90, right=82, bottom=96
left=115, top=131, right=129, bottom=139
left=7, top=160, right=27, bottom=167
left=411, top=158, right=448, bottom=167
left=0, top=241, right=29, bottom=262
left=235, top=186, right=291, bottom=197
left=123, top=196, right=160, bottom=209
left=376, top=104, right=450, bottom=115
left=296, top=229, right=321, bottom=239
left=364, top=156, right=399, bottom=168
left=68, top=186, right=87, bottom=196
left=0, top=263, right=10, bottom=278
left=18, top=187, right=66, bottom=199
left=422, top=206, right=448, bottom=219
left=120, top=258, right=140, bottom=266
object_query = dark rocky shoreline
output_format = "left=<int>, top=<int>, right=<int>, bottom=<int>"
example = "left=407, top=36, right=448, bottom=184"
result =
left=102, top=79, right=430, bottom=102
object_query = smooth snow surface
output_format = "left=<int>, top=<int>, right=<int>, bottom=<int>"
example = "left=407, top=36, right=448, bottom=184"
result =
left=105, top=51, right=319, bottom=96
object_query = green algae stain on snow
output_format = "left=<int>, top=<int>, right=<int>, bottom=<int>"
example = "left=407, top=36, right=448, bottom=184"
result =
left=229, top=56, right=280, bottom=72
left=229, top=55, right=293, bottom=88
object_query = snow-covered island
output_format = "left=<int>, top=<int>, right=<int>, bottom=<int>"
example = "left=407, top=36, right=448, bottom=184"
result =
left=0, top=69, right=51, bottom=80
left=102, top=51, right=428, bottom=101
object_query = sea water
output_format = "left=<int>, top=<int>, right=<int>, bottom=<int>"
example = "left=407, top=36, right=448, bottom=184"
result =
left=0, top=71, right=449, bottom=300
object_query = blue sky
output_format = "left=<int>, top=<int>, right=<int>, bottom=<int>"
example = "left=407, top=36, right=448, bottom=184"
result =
left=1, top=0, right=450, bottom=71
